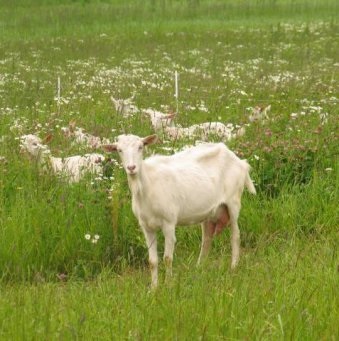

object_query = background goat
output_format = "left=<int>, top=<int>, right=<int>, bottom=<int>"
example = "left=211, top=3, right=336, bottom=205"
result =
left=103, top=134, right=256, bottom=288
left=111, top=95, right=138, bottom=117
left=142, top=109, right=176, bottom=131
left=20, top=134, right=105, bottom=183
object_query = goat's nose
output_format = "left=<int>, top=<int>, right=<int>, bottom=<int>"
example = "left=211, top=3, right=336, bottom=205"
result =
left=127, top=165, right=136, bottom=171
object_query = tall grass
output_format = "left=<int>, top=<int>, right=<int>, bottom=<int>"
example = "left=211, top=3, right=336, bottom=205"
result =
left=0, top=0, right=338, bottom=339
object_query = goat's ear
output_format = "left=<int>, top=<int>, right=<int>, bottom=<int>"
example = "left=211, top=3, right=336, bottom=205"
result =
left=142, top=134, right=158, bottom=146
left=69, top=120, right=76, bottom=132
left=162, top=112, right=176, bottom=120
left=43, top=133, right=53, bottom=144
left=168, top=111, right=177, bottom=119
left=102, top=144, right=118, bottom=152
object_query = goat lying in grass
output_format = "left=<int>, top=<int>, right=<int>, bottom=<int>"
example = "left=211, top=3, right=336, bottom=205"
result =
left=249, top=104, right=271, bottom=122
left=20, top=134, right=105, bottom=183
left=61, top=121, right=111, bottom=149
left=103, top=134, right=256, bottom=288
left=111, top=95, right=139, bottom=117
left=142, top=108, right=176, bottom=131
left=164, top=122, right=245, bottom=141
left=111, top=94, right=176, bottom=131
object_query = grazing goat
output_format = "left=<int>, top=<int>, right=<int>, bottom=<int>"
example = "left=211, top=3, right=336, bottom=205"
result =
left=20, top=134, right=105, bottom=183
left=103, top=134, right=256, bottom=288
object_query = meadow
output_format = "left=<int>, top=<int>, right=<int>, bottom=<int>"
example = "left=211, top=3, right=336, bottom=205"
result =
left=0, top=0, right=338, bottom=339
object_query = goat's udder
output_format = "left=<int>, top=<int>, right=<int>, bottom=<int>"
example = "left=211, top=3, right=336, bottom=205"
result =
left=209, top=205, right=230, bottom=236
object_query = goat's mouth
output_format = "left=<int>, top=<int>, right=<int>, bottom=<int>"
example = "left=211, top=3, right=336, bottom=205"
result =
left=127, top=169, right=137, bottom=176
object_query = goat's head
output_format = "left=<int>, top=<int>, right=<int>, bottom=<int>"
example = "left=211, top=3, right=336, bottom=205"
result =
left=20, top=134, right=50, bottom=159
left=102, top=134, right=158, bottom=176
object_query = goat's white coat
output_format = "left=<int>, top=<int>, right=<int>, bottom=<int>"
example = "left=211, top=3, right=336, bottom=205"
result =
left=192, top=122, right=233, bottom=139
left=48, top=153, right=104, bottom=182
left=163, top=125, right=197, bottom=140
left=104, top=134, right=256, bottom=288
left=164, top=122, right=244, bottom=141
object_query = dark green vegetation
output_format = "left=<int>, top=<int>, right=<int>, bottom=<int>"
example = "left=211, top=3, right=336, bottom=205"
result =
left=0, top=1, right=338, bottom=339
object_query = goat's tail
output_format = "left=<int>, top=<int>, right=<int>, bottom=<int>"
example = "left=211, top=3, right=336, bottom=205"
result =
left=241, top=159, right=257, bottom=195
left=245, top=173, right=256, bottom=195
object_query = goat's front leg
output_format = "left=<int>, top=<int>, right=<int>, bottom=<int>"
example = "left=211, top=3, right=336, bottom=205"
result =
left=162, top=224, right=176, bottom=282
left=142, top=228, right=158, bottom=289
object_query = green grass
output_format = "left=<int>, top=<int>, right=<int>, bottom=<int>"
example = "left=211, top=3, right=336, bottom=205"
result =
left=0, top=0, right=338, bottom=339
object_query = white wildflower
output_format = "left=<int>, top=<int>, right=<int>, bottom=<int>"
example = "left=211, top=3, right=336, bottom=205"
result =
left=85, top=234, right=91, bottom=240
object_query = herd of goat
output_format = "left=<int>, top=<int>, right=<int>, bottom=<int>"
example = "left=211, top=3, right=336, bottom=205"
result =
left=20, top=96, right=270, bottom=184
left=19, top=96, right=269, bottom=287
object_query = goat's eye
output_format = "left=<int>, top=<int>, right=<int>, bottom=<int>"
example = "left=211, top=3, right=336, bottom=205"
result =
left=117, top=149, right=122, bottom=153
left=138, top=145, right=143, bottom=151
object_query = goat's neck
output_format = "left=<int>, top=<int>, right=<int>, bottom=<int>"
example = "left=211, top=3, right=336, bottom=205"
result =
left=36, top=150, right=49, bottom=166
left=127, top=163, right=150, bottom=198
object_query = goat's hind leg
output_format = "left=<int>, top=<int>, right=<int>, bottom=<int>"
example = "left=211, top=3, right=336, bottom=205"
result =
left=228, top=201, right=241, bottom=269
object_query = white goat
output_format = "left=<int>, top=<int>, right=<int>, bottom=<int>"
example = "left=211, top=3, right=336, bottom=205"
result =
left=192, top=122, right=234, bottom=140
left=61, top=122, right=110, bottom=149
left=20, top=134, right=105, bottom=183
left=142, top=109, right=176, bottom=131
left=164, top=122, right=244, bottom=141
left=111, top=95, right=139, bottom=117
left=163, top=125, right=197, bottom=140
left=103, top=134, right=256, bottom=288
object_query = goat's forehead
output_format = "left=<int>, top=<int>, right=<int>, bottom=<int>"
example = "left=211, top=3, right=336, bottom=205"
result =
left=117, top=134, right=142, bottom=148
